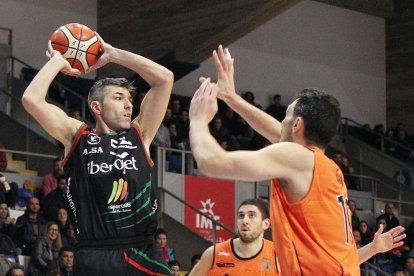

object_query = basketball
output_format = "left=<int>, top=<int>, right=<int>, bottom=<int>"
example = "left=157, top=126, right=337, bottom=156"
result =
left=50, top=23, right=101, bottom=74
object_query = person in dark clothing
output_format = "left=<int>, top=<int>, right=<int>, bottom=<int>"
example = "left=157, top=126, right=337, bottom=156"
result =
left=42, top=175, right=67, bottom=222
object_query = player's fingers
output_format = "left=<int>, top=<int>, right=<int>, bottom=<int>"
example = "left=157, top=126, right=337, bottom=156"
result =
left=94, top=32, right=105, bottom=44
left=217, top=45, right=228, bottom=71
left=389, top=226, right=405, bottom=236
left=392, top=241, right=404, bottom=248
left=375, top=224, right=384, bottom=235
left=47, top=40, right=54, bottom=52
left=213, top=50, right=224, bottom=76
left=201, top=78, right=211, bottom=94
left=199, top=77, right=207, bottom=83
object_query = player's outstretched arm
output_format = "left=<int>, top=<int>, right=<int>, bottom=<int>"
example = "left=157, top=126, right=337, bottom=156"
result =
left=189, top=78, right=312, bottom=186
left=188, top=246, right=214, bottom=276
left=87, top=33, right=174, bottom=149
left=21, top=42, right=82, bottom=148
left=212, top=45, right=282, bottom=143
left=358, top=224, right=406, bottom=264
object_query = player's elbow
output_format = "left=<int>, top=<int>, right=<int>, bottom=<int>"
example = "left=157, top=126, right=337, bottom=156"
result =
left=21, top=94, right=35, bottom=112
left=155, top=69, right=174, bottom=88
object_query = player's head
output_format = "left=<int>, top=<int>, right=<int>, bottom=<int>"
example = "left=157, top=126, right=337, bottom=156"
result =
left=88, top=78, right=136, bottom=130
left=280, top=89, right=340, bottom=148
left=237, top=198, right=270, bottom=243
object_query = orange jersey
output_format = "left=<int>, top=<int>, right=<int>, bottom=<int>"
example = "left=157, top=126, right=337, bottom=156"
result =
left=208, top=238, right=278, bottom=276
left=270, top=148, right=359, bottom=275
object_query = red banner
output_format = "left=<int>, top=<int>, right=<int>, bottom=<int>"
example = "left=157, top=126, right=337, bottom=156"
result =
left=184, top=175, right=235, bottom=243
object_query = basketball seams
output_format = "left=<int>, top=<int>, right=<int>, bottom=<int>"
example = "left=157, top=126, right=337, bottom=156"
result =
left=51, top=23, right=100, bottom=73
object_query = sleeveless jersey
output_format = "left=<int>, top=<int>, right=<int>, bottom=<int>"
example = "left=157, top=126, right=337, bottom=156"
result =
left=208, top=238, right=278, bottom=276
left=63, top=124, right=157, bottom=246
left=270, top=148, right=359, bottom=275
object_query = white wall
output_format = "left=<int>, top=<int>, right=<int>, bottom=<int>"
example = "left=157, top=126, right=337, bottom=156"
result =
left=0, top=0, right=97, bottom=76
left=173, top=0, right=386, bottom=127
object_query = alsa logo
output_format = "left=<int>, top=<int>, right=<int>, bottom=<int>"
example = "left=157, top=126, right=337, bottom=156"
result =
left=82, top=147, right=103, bottom=155
left=107, top=178, right=131, bottom=213
left=87, top=133, right=101, bottom=145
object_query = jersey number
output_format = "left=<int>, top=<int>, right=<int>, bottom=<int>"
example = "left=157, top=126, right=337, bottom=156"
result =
left=337, top=194, right=352, bottom=245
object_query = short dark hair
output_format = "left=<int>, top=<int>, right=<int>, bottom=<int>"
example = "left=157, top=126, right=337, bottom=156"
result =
left=6, top=266, right=24, bottom=276
left=59, top=246, right=74, bottom=256
left=294, top=89, right=341, bottom=148
left=57, top=175, right=66, bottom=183
left=168, top=260, right=180, bottom=267
left=191, top=254, right=202, bottom=266
left=88, top=77, right=135, bottom=107
left=154, top=228, right=167, bottom=239
left=238, top=198, right=269, bottom=220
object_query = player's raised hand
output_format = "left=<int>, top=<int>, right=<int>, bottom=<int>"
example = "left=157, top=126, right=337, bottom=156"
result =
left=190, top=77, right=218, bottom=124
left=46, top=40, right=81, bottom=76
left=372, top=224, right=406, bottom=253
left=212, top=45, right=236, bottom=103
left=86, top=32, right=115, bottom=73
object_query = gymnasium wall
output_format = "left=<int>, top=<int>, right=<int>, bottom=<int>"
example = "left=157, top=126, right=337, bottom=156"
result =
left=173, top=0, right=386, bottom=127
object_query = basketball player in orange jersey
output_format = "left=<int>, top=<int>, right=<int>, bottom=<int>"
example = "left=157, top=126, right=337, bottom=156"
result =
left=189, top=45, right=406, bottom=275
left=22, top=33, right=173, bottom=275
left=189, top=198, right=278, bottom=276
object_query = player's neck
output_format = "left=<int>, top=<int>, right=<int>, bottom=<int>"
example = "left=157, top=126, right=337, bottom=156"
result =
left=233, top=237, right=263, bottom=258
left=95, top=121, right=118, bottom=135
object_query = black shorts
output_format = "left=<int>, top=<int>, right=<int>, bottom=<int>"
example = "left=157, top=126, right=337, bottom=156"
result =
left=73, top=243, right=172, bottom=276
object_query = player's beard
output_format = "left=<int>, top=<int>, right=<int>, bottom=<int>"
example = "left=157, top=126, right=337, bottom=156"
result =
left=238, top=230, right=261, bottom=244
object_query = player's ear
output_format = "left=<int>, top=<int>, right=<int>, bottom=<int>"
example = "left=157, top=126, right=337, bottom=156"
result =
left=292, top=117, right=303, bottom=133
left=262, top=218, right=271, bottom=230
left=90, top=101, right=102, bottom=115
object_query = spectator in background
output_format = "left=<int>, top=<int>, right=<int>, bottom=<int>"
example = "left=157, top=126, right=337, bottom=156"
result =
left=152, top=113, right=172, bottom=148
left=168, top=260, right=181, bottom=276
left=0, top=202, right=16, bottom=237
left=42, top=176, right=67, bottom=222
left=373, top=124, right=385, bottom=150
left=0, top=174, right=19, bottom=208
left=185, top=254, right=201, bottom=276
left=27, top=222, right=61, bottom=276
left=0, top=142, right=7, bottom=171
left=348, top=199, right=360, bottom=231
left=5, top=266, right=24, bottom=276
left=15, top=197, right=46, bottom=255
left=57, top=246, right=74, bottom=276
left=404, top=256, right=414, bottom=276
left=377, top=202, right=400, bottom=232
left=210, top=117, right=229, bottom=143
left=405, top=220, right=414, bottom=251
left=266, top=94, right=287, bottom=122
left=154, top=228, right=175, bottom=264
left=170, top=99, right=181, bottom=121
left=42, top=158, right=64, bottom=197
left=242, top=91, right=262, bottom=109
left=234, top=116, right=254, bottom=149
left=68, top=108, right=81, bottom=121
left=56, top=208, right=76, bottom=247
left=359, top=220, right=373, bottom=246
left=176, top=110, right=190, bottom=149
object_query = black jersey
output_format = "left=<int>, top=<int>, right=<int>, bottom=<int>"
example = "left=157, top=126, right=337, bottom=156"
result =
left=63, top=123, right=158, bottom=247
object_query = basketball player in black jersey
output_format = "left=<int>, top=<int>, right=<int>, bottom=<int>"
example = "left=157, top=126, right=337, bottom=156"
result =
left=22, top=33, right=173, bottom=275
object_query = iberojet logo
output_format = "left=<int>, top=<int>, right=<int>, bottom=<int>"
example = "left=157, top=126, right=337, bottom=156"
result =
left=107, top=178, right=131, bottom=213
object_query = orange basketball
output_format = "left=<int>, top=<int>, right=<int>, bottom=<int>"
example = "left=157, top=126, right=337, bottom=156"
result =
left=50, top=23, right=101, bottom=74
